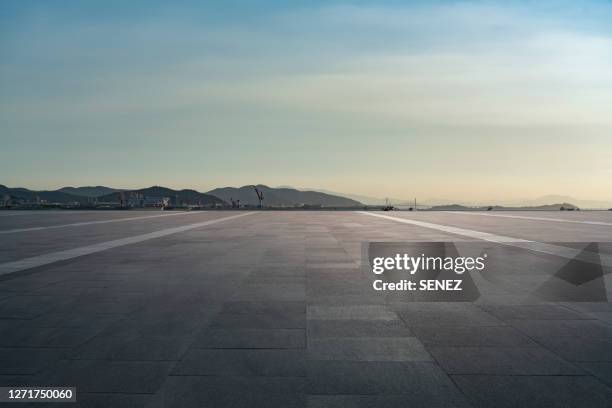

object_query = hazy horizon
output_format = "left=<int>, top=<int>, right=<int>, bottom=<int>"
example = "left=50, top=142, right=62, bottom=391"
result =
left=2, top=181, right=611, bottom=208
left=2, top=1, right=611, bottom=202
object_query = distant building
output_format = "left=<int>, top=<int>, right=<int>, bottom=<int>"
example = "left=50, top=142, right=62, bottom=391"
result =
left=128, top=196, right=170, bottom=208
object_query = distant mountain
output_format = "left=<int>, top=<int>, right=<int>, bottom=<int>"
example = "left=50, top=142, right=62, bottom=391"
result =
left=97, top=186, right=226, bottom=206
left=525, top=195, right=611, bottom=210
left=0, top=184, right=89, bottom=204
left=299, top=188, right=410, bottom=206
left=208, top=185, right=361, bottom=207
left=59, top=186, right=121, bottom=197
left=429, top=203, right=580, bottom=211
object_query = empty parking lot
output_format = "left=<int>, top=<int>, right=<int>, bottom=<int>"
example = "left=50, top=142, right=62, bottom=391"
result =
left=1, top=210, right=611, bottom=407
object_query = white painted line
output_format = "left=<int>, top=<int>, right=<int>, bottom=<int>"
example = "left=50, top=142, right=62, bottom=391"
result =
left=0, top=212, right=254, bottom=277
left=0, top=211, right=199, bottom=234
left=357, top=211, right=612, bottom=267
left=0, top=211, right=85, bottom=217
left=444, top=211, right=612, bottom=227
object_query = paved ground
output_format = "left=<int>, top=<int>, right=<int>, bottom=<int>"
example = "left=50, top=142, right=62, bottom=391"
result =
left=0, top=210, right=611, bottom=407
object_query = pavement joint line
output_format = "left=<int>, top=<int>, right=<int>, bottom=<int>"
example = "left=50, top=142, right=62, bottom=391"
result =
left=444, top=211, right=612, bottom=227
left=0, top=212, right=255, bottom=277
left=357, top=211, right=612, bottom=267
left=0, top=211, right=201, bottom=234
left=0, top=211, right=85, bottom=217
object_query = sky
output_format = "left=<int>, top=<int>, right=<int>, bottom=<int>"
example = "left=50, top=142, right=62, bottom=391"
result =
left=1, top=0, right=611, bottom=204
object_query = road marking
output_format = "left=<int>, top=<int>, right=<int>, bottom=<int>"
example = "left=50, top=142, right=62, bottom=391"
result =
left=0, top=212, right=254, bottom=277
left=0, top=211, right=84, bottom=217
left=357, top=211, right=612, bottom=267
left=445, top=211, right=612, bottom=227
left=0, top=211, right=199, bottom=234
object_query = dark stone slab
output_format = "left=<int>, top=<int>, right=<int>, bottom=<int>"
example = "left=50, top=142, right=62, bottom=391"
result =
left=308, top=320, right=412, bottom=338
left=537, top=337, right=612, bottom=362
left=74, top=393, right=153, bottom=408
left=429, top=346, right=583, bottom=375
left=99, top=311, right=216, bottom=336
left=231, top=283, right=305, bottom=302
left=193, top=328, right=305, bottom=349
left=578, top=362, right=612, bottom=387
left=307, top=394, right=471, bottom=408
left=37, top=359, right=173, bottom=393
left=0, top=327, right=101, bottom=348
left=172, top=349, right=306, bottom=376
left=308, top=361, right=464, bottom=397
left=308, top=337, right=431, bottom=362
left=148, top=376, right=306, bottom=407
left=27, top=313, right=121, bottom=329
left=69, top=335, right=193, bottom=361
left=413, top=326, right=536, bottom=347
left=0, top=295, right=71, bottom=319
left=397, top=309, right=503, bottom=327
left=480, top=304, right=590, bottom=321
left=0, top=348, right=66, bottom=374
left=509, top=319, right=612, bottom=340
left=210, top=312, right=306, bottom=329
left=221, top=301, right=306, bottom=315
left=453, top=374, right=612, bottom=408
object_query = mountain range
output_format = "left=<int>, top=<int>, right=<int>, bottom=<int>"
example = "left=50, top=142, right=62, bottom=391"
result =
left=1, top=184, right=361, bottom=207
left=58, top=186, right=121, bottom=197
left=96, top=186, right=225, bottom=206
left=3, top=183, right=608, bottom=209
left=208, top=185, right=361, bottom=207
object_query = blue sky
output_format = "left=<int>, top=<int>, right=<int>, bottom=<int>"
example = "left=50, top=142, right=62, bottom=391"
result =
left=1, top=1, right=611, bottom=203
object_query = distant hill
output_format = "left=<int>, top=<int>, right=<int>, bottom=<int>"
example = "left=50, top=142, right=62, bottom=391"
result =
left=59, top=186, right=121, bottom=197
left=208, top=184, right=362, bottom=207
left=0, top=184, right=89, bottom=204
left=297, top=188, right=410, bottom=206
left=96, top=186, right=226, bottom=206
left=429, top=203, right=580, bottom=211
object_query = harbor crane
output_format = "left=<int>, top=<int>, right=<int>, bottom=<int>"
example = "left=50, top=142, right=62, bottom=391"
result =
left=254, top=187, right=264, bottom=208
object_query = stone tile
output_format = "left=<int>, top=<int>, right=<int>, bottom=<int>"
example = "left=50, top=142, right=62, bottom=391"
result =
left=0, top=374, right=40, bottom=387
left=307, top=394, right=471, bottom=408
left=308, top=320, right=412, bottom=338
left=210, top=312, right=306, bottom=329
left=100, top=311, right=216, bottom=336
left=509, top=319, right=612, bottom=339
left=193, top=328, right=305, bottom=349
left=232, top=284, right=306, bottom=301
left=453, top=374, right=612, bottom=408
left=308, top=361, right=468, bottom=402
left=221, top=301, right=306, bottom=315
left=397, top=309, right=503, bottom=327
left=0, top=348, right=66, bottom=374
left=307, top=305, right=398, bottom=321
left=0, top=327, right=101, bottom=348
left=429, top=346, right=583, bottom=375
left=38, top=359, right=173, bottom=393
left=412, top=326, right=537, bottom=347
left=27, top=313, right=121, bottom=329
left=578, top=362, right=612, bottom=387
left=0, top=295, right=70, bottom=319
left=172, top=349, right=306, bottom=376
left=480, top=304, right=590, bottom=320
left=74, top=393, right=153, bottom=408
left=537, top=337, right=612, bottom=362
left=149, top=376, right=305, bottom=408
left=308, top=337, right=431, bottom=362
left=69, top=335, right=193, bottom=361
